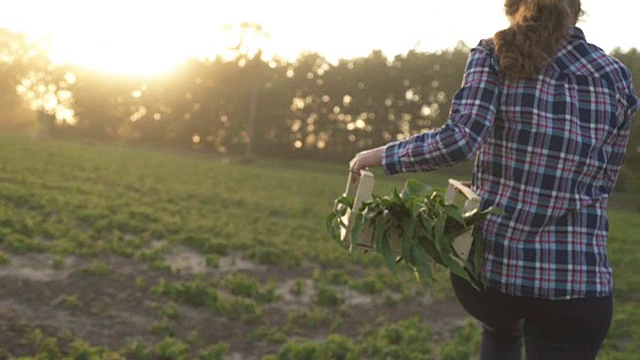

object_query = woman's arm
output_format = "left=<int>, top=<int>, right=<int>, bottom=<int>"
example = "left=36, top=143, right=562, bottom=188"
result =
left=382, top=44, right=501, bottom=175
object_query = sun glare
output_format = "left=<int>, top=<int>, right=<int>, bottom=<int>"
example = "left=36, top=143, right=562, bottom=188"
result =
left=12, top=1, right=243, bottom=76
left=3, top=1, right=508, bottom=76
left=1, top=0, right=634, bottom=77
left=48, top=35, right=187, bottom=76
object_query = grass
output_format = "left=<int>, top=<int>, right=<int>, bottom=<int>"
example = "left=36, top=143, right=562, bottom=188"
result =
left=0, top=132, right=637, bottom=359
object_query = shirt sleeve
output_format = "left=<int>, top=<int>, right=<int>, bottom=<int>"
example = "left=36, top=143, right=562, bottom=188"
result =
left=605, top=70, right=639, bottom=190
left=382, top=44, right=501, bottom=175
left=604, top=116, right=632, bottom=191
left=626, top=82, right=639, bottom=117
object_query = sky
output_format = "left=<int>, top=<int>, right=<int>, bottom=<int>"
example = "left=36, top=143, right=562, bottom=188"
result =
left=0, top=0, right=637, bottom=75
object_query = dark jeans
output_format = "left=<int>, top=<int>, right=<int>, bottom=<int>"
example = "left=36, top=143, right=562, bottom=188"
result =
left=450, top=274, right=613, bottom=360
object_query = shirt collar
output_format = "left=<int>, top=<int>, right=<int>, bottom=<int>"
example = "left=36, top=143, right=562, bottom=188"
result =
left=568, top=26, right=586, bottom=41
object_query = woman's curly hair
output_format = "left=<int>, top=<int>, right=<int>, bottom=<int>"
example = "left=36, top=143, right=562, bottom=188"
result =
left=494, top=0, right=583, bottom=78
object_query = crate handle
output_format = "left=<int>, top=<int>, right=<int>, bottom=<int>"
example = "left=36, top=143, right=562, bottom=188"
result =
left=445, top=179, right=480, bottom=213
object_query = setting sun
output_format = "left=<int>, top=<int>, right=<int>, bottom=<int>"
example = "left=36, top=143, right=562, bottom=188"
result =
left=62, top=3, right=241, bottom=75
left=4, top=1, right=248, bottom=76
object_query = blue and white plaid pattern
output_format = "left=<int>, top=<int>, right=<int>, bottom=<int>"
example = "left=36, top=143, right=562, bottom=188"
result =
left=383, top=27, right=639, bottom=299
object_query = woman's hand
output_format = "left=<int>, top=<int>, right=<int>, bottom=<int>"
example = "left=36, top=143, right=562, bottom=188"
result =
left=349, top=146, right=385, bottom=178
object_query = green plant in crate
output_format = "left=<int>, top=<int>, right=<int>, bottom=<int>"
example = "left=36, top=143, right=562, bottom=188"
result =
left=327, top=178, right=500, bottom=287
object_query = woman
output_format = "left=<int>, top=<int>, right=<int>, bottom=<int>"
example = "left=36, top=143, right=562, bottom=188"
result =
left=348, top=0, right=639, bottom=359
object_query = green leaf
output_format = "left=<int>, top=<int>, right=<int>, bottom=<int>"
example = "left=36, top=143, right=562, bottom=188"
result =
left=373, top=214, right=386, bottom=251
left=442, top=253, right=478, bottom=290
left=488, top=206, right=507, bottom=216
left=416, top=214, right=445, bottom=266
left=325, top=212, right=341, bottom=243
left=412, top=245, right=433, bottom=281
left=419, top=214, right=434, bottom=234
left=418, top=236, right=445, bottom=266
left=401, top=179, right=431, bottom=200
left=363, top=204, right=382, bottom=222
left=381, top=197, right=397, bottom=208
left=400, top=217, right=416, bottom=266
left=393, top=188, right=402, bottom=202
left=333, top=195, right=355, bottom=211
left=381, top=235, right=398, bottom=277
left=472, top=226, right=486, bottom=287
left=444, top=204, right=465, bottom=225
left=434, top=215, right=449, bottom=254
left=411, top=203, right=427, bottom=219
left=463, top=207, right=500, bottom=227
left=462, top=208, right=483, bottom=225
left=326, top=199, right=352, bottom=247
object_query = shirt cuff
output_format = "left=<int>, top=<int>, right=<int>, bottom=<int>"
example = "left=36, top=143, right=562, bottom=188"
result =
left=382, top=140, right=405, bottom=175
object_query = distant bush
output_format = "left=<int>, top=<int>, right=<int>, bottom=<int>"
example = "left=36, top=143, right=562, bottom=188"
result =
left=316, top=285, right=344, bottom=307
left=155, top=337, right=189, bottom=360
left=246, top=245, right=286, bottom=266
left=198, top=343, right=230, bottom=360
left=224, top=273, right=279, bottom=303
left=152, top=278, right=219, bottom=309
left=264, top=334, right=359, bottom=360
left=215, top=297, right=262, bottom=322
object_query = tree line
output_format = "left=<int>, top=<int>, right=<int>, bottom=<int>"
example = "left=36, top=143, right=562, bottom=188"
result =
left=0, top=28, right=638, bottom=189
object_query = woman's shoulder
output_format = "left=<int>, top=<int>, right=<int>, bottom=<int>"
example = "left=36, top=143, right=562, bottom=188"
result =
left=468, top=39, right=500, bottom=72
left=471, top=38, right=496, bottom=55
left=564, top=33, right=632, bottom=84
left=565, top=36, right=637, bottom=113
left=478, top=38, right=495, bottom=50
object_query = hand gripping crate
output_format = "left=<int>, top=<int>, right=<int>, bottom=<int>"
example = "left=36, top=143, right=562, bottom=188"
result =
left=340, top=170, right=481, bottom=262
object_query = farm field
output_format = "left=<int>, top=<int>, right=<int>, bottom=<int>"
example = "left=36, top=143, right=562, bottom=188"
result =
left=0, top=133, right=637, bottom=359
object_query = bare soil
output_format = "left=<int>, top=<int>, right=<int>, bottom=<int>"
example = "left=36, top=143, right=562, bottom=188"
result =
left=0, top=250, right=469, bottom=359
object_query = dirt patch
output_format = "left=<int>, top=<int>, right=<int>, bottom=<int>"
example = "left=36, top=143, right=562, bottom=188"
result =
left=217, top=255, right=268, bottom=272
left=0, top=254, right=76, bottom=282
left=164, top=245, right=208, bottom=275
left=0, top=252, right=469, bottom=359
left=276, top=278, right=315, bottom=308
left=0, top=255, right=159, bottom=355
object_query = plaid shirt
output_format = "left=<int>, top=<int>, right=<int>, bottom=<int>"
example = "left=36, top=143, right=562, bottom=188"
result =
left=383, top=27, right=639, bottom=299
